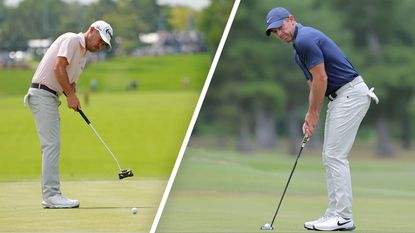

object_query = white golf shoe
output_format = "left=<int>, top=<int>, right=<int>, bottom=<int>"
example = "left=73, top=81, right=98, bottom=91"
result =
left=42, top=194, right=80, bottom=208
left=313, top=216, right=355, bottom=231
left=304, top=215, right=332, bottom=230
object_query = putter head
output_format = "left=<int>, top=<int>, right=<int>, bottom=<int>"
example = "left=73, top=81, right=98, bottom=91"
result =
left=118, top=169, right=134, bottom=179
left=260, top=223, right=274, bottom=230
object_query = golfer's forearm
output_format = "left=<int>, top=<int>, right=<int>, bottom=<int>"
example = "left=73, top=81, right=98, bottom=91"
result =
left=70, top=82, right=77, bottom=93
left=308, top=63, right=327, bottom=114
left=308, top=77, right=326, bottom=113
left=54, top=62, right=74, bottom=96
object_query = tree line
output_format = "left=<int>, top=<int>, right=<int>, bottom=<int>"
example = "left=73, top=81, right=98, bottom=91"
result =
left=0, top=0, right=233, bottom=55
left=195, top=0, right=415, bottom=157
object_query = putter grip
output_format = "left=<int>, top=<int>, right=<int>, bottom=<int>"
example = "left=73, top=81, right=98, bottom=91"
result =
left=78, top=109, right=91, bottom=125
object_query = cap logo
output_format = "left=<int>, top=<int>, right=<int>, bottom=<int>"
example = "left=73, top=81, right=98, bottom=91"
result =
left=105, top=29, right=113, bottom=39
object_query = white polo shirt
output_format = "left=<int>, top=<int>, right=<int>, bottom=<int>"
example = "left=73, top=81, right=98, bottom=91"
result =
left=32, top=32, right=88, bottom=95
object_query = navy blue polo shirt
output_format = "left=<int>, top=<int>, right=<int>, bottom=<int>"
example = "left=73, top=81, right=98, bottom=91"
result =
left=293, top=24, right=358, bottom=96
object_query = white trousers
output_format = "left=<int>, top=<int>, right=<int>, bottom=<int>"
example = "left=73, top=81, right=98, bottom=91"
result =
left=25, top=88, right=62, bottom=199
left=323, top=78, right=371, bottom=219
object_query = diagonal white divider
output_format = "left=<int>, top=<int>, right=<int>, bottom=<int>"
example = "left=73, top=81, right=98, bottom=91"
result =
left=149, top=1, right=241, bottom=232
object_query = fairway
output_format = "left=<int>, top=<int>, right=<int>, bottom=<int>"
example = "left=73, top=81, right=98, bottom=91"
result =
left=1, top=91, right=198, bottom=179
left=0, top=179, right=166, bottom=233
left=0, top=54, right=210, bottom=95
left=156, top=147, right=415, bottom=233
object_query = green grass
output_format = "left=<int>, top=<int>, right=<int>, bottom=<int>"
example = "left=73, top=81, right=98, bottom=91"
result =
left=79, top=54, right=210, bottom=92
left=0, top=91, right=198, bottom=180
left=0, top=54, right=210, bottom=180
left=0, top=69, right=34, bottom=95
left=0, top=54, right=210, bottom=95
left=156, top=147, right=415, bottom=233
left=0, top=53, right=209, bottom=232
left=0, top=179, right=166, bottom=233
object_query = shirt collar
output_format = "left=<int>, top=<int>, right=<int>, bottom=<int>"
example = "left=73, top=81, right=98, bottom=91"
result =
left=294, top=23, right=302, bottom=40
left=78, top=32, right=87, bottom=56
left=292, top=23, right=303, bottom=50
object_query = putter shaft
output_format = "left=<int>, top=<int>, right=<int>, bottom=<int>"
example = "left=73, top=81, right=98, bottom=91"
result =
left=88, top=123, right=122, bottom=171
left=78, top=109, right=122, bottom=171
left=269, top=135, right=309, bottom=227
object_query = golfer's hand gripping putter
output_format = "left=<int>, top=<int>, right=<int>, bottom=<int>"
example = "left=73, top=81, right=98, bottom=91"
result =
left=302, top=134, right=310, bottom=147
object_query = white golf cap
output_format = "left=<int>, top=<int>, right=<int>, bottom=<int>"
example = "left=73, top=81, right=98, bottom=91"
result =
left=90, top=20, right=113, bottom=51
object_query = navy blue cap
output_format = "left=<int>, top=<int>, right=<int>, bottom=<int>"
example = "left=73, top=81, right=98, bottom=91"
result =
left=265, top=7, right=291, bottom=36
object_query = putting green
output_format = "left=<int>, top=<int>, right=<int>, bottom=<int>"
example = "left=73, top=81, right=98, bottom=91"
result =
left=156, top=147, right=415, bottom=232
left=0, top=179, right=166, bottom=232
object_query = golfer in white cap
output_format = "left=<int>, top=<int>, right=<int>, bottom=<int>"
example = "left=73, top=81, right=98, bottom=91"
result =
left=24, top=20, right=113, bottom=208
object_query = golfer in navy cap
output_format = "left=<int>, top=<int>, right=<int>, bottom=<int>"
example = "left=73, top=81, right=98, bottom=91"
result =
left=265, top=7, right=378, bottom=231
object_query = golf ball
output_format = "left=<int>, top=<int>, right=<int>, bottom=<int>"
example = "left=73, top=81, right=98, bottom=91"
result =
left=131, top=207, right=138, bottom=214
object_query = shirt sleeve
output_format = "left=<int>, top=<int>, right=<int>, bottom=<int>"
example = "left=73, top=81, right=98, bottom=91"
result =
left=296, top=38, right=324, bottom=70
left=57, top=36, right=78, bottom=64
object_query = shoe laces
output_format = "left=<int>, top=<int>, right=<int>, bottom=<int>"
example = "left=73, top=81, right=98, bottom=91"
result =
left=318, top=214, right=333, bottom=221
left=52, top=194, right=72, bottom=202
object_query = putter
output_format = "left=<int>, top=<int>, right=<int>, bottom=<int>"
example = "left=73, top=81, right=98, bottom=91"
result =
left=260, top=135, right=309, bottom=231
left=78, top=109, right=134, bottom=179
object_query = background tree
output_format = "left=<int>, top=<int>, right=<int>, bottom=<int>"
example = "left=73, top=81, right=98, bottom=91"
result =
left=197, top=0, right=350, bottom=154
left=167, top=7, right=197, bottom=31
left=197, top=0, right=234, bottom=57
left=0, top=0, right=164, bottom=54
left=197, top=1, right=292, bottom=153
left=86, top=0, right=160, bottom=53
left=194, top=0, right=415, bottom=157
left=330, top=0, right=415, bottom=156
left=0, top=0, right=67, bottom=51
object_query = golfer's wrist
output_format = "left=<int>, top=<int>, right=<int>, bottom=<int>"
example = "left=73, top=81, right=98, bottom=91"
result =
left=65, top=90, right=76, bottom=98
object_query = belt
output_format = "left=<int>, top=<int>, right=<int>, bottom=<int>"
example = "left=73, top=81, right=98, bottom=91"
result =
left=328, top=76, right=364, bottom=101
left=31, top=83, right=58, bottom=96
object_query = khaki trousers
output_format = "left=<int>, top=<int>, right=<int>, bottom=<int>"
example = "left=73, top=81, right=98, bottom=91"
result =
left=25, top=88, right=62, bottom=199
left=323, top=78, right=371, bottom=219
